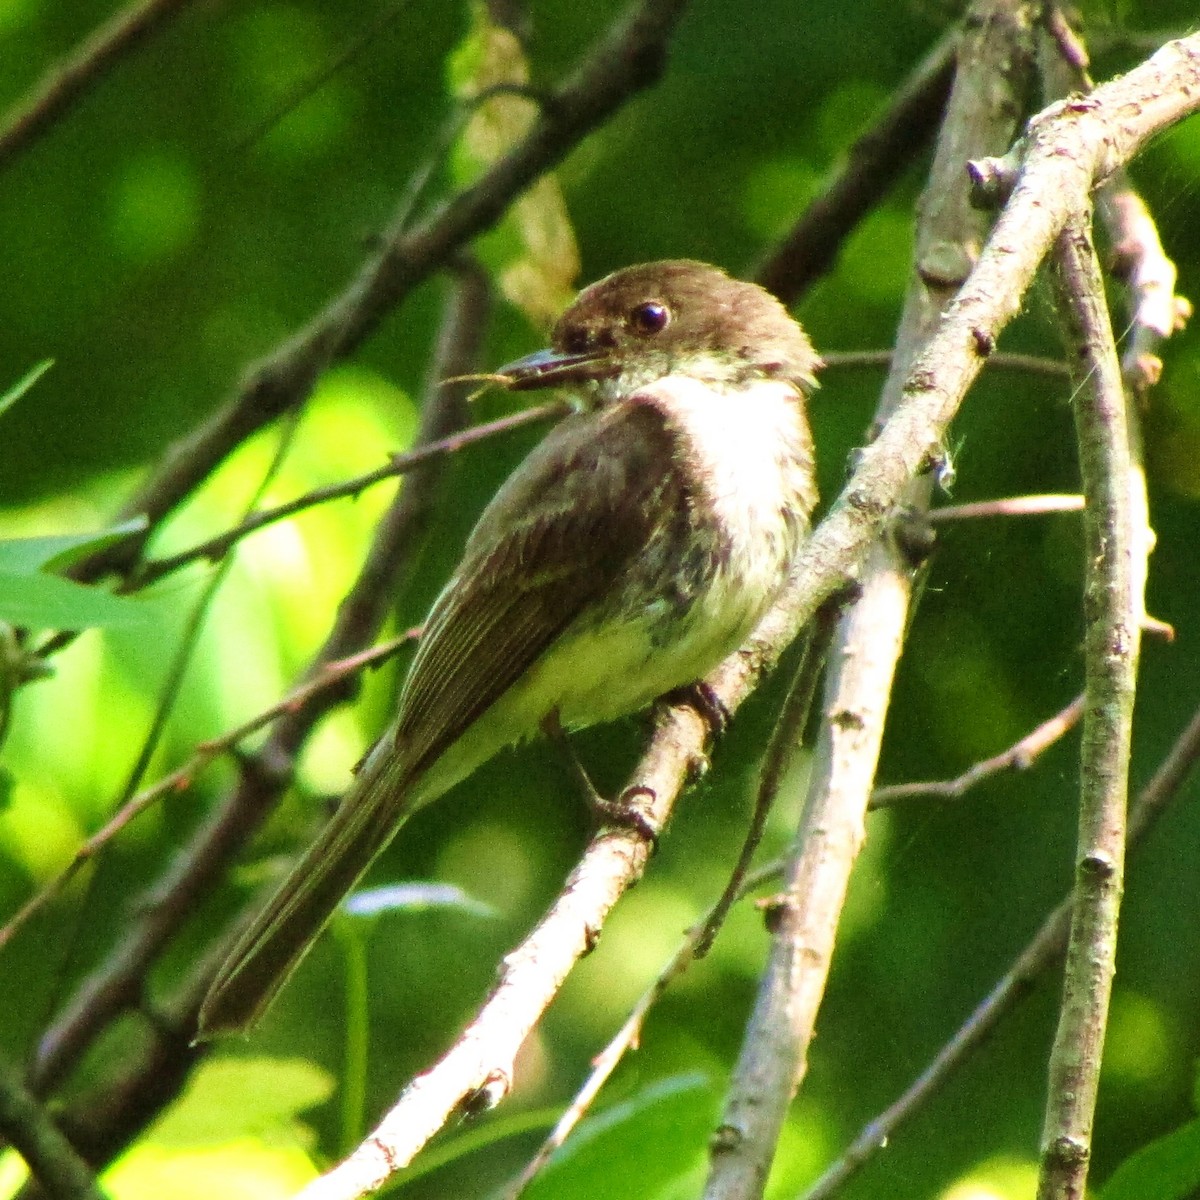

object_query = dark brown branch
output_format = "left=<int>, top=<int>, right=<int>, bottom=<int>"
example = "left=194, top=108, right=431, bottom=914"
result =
left=754, top=33, right=956, bottom=303
left=71, top=0, right=691, bottom=584
left=0, top=1057, right=106, bottom=1200
left=132, top=402, right=568, bottom=588
left=0, top=0, right=199, bottom=173
left=29, top=266, right=490, bottom=1104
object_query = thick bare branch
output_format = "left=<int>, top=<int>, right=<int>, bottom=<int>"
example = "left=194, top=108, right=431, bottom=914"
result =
left=801, top=700, right=1200, bottom=1200
left=755, top=33, right=957, bottom=303
left=1036, top=213, right=1142, bottom=1200
left=703, top=5, right=1035, bottom=1194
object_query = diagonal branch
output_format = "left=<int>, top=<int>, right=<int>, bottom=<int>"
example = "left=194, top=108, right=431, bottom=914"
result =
left=0, top=1056, right=106, bottom=1200
left=703, top=4, right=1036, bottom=1194
left=72, top=0, right=692, bottom=583
left=29, top=265, right=490, bottom=1101
left=0, top=0, right=200, bottom=173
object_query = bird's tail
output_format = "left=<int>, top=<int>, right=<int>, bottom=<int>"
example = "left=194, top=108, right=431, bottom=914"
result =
left=197, top=745, right=419, bottom=1039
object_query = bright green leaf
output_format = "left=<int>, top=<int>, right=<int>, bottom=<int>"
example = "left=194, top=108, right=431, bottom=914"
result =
left=146, top=1057, right=335, bottom=1147
left=1101, top=1116, right=1200, bottom=1200
left=523, top=1073, right=720, bottom=1200
left=0, top=518, right=148, bottom=574
left=0, top=571, right=153, bottom=630
left=104, top=1139, right=316, bottom=1200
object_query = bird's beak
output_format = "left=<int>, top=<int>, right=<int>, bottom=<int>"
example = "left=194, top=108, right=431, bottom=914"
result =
left=497, top=347, right=618, bottom=391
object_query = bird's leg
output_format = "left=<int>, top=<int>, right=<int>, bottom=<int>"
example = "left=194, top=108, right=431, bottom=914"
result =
left=540, top=709, right=658, bottom=845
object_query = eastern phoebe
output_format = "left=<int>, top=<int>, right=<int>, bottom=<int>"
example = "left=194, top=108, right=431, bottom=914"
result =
left=198, top=260, right=819, bottom=1037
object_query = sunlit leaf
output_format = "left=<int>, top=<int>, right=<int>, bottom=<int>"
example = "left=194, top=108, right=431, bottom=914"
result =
left=0, top=571, right=152, bottom=630
left=522, top=1073, right=720, bottom=1200
left=0, top=518, right=148, bottom=574
left=103, top=1139, right=316, bottom=1200
left=447, top=2, right=578, bottom=323
left=146, top=1057, right=334, bottom=1146
left=1100, top=1117, right=1200, bottom=1200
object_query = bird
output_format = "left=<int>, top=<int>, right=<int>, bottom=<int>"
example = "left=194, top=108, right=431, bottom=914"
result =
left=197, top=259, right=820, bottom=1038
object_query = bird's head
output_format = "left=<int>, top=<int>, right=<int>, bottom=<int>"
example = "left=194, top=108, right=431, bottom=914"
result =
left=500, top=260, right=820, bottom=403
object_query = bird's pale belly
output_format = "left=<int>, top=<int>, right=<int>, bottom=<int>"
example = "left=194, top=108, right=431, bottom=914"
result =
left=409, top=536, right=786, bottom=807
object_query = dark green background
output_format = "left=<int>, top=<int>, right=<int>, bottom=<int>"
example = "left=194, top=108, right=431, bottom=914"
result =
left=1, top=1, right=1199, bottom=1197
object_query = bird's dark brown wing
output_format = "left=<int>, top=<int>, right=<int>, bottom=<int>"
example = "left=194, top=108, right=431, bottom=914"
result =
left=394, top=398, right=685, bottom=779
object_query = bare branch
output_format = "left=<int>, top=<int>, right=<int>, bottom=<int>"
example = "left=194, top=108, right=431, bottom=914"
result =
left=29, top=265, right=490, bottom=1100
left=703, top=5, right=1036, bottom=1194
left=800, top=700, right=1200, bottom=1200
left=296, top=698, right=712, bottom=1200
left=871, top=693, right=1084, bottom=808
left=755, top=32, right=957, bottom=303
left=928, top=493, right=1084, bottom=521
left=0, top=0, right=200, bottom=173
left=821, top=349, right=1070, bottom=377
left=1035, top=213, right=1142, bottom=1200
left=132, top=403, right=568, bottom=589
left=71, top=0, right=692, bottom=583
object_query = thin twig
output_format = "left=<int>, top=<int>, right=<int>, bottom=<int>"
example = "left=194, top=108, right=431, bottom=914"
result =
left=0, top=0, right=199, bottom=173
left=233, top=0, right=414, bottom=153
left=29, top=266, right=490, bottom=1101
left=0, top=633, right=416, bottom=956
left=1035, top=215, right=1142, bottom=1200
left=131, top=403, right=568, bottom=589
left=0, top=1056, right=107, bottom=1200
left=693, top=600, right=841, bottom=959
left=800, top=700, right=1200, bottom=1200
left=928, top=493, right=1083, bottom=521
left=821, top=349, right=1069, bottom=377
left=871, top=693, right=1084, bottom=808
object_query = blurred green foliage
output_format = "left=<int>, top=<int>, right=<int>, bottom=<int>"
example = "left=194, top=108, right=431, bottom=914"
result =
left=0, top=1, right=1199, bottom=1198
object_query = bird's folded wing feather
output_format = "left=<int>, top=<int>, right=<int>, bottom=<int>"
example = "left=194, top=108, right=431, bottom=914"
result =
left=395, top=397, right=685, bottom=775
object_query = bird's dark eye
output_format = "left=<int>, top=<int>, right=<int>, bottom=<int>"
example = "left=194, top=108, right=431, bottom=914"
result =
left=630, top=301, right=670, bottom=335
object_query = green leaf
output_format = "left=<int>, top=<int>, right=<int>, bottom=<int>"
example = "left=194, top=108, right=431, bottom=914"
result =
left=1101, top=1116, right=1200, bottom=1200
left=522, top=1073, right=720, bottom=1200
left=0, top=360, right=52, bottom=421
left=0, top=571, right=153, bottom=630
left=0, top=517, right=148, bottom=574
left=146, top=1057, right=335, bottom=1147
